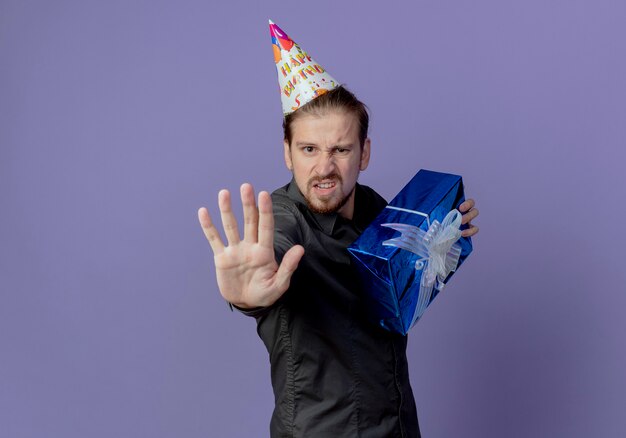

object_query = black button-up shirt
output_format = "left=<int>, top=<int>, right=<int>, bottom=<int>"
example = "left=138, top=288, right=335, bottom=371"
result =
left=239, top=180, right=420, bottom=437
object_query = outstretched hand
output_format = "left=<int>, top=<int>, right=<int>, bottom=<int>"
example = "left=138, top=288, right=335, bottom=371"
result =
left=198, top=183, right=305, bottom=309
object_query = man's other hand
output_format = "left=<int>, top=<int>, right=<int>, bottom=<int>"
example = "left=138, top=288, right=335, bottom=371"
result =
left=458, top=198, right=480, bottom=238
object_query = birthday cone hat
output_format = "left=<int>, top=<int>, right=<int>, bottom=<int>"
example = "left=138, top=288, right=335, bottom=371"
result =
left=269, top=19, right=339, bottom=115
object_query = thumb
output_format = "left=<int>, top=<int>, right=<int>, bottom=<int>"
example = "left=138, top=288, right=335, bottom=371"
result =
left=274, top=245, right=305, bottom=292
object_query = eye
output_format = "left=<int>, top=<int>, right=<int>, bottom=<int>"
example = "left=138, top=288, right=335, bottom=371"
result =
left=302, top=146, right=316, bottom=154
left=335, top=147, right=350, bottom=155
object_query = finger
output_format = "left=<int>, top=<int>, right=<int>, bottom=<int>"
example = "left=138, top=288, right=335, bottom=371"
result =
left=458, top=199, right=475, bottom=213
left=274, top=245, right=305, bottom=293
left=241, top=183, right=259, bottom=244
left=218, top=190, right=241, bottom=245
left=198, top=207, right=225, bottom=254
left=461, top=224, right=479, bottom=238
left=461, top=208, right=479, bottom=225
left=258, top=191, right=274, bottom=248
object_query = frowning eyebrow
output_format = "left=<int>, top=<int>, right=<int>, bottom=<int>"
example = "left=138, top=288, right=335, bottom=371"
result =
left=295, top=141, right=354, bottom=148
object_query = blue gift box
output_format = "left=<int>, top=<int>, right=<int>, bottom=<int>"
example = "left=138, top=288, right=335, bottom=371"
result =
left=348, top=169, right=473, bottom=335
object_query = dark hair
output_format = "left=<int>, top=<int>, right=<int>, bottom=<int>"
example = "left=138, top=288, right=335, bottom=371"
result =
left=282, top=85, right=370, bottom=147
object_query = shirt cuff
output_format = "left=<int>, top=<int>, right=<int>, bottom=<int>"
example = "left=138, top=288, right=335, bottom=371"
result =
left=230, top=302, right=271, bottom=318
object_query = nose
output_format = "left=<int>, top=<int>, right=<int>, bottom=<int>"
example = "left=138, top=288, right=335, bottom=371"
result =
left=315, top=152, right=336, bottom=177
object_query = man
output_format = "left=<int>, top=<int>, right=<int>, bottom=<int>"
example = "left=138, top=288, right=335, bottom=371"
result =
left=198, top=22, right=479, bottom=437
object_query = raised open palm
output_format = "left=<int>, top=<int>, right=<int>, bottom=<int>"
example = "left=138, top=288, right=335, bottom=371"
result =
left=198, top=183, right=304, bottom=309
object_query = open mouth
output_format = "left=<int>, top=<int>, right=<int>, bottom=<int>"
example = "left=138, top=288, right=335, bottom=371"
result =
left=312, top=180, right=338, bottom=196
left=315, top=181, right=336, bottom=189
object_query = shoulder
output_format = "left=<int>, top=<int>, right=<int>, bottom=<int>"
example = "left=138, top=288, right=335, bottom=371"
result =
left=353, top=183, right=388, bottom=230
left=356, top=183, right=387, bottom=213
left=270, top=182, right=305, bottom=246
left=270, top=183, right=294, bottom=208
left=270, top=183, right=302, bottom=218
left=357, top=183, right=387, bottom=207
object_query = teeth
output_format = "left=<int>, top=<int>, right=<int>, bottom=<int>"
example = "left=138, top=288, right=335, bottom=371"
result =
left=317, top=182, right=334, bottom=189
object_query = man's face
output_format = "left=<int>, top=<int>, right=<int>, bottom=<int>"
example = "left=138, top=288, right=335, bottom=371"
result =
left=283, top=110, right=370, bottom=219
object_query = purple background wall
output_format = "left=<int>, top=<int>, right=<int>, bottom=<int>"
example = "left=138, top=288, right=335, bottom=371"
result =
left=2, top=1, right=624, bottom=436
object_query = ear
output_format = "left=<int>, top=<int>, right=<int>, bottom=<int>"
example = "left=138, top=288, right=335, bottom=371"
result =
left=283, top=140, right=293, bottom=171
left=359, top=138, right=371, bottom=171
